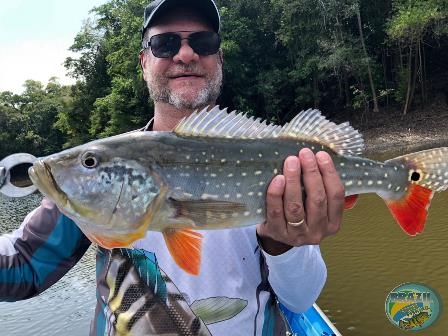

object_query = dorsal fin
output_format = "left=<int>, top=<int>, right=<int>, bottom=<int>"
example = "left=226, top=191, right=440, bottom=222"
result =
left=174, top=106, right=282, bottom=139
left=174, top=106, right=364, bottom=156
left=280, top=109, right=365, bottom=156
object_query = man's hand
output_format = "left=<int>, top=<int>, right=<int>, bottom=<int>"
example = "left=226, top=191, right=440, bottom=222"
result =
left=256, top=148, right=344, bottom=255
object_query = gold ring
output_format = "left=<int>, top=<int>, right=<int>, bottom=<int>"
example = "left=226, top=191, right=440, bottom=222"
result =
left=288, top=219, right=304, bottom=227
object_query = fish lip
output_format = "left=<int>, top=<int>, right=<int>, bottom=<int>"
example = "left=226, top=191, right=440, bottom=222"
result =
left=29, top=160, right=68, bottom=204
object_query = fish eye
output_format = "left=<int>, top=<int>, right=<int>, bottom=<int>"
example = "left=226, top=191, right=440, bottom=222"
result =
left=81, top=152, right=99, bottom=169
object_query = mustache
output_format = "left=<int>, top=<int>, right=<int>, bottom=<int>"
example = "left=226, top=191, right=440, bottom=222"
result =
left=166, top=64, right=205, bottom=77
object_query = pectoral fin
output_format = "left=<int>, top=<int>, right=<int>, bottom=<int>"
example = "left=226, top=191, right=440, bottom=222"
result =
left=169, top=198, right=247, bottom=227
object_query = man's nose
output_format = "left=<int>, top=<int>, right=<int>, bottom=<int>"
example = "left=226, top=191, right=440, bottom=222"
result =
left=172, top=40, right=199, bottom=64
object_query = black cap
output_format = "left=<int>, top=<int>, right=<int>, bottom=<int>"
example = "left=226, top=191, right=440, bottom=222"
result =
left=142, top=0, right=220, bottom=40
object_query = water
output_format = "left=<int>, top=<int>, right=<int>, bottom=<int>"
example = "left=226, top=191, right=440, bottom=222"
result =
left=1, top=145, right=448, bottom=335
left=0, top=193, right=96, bottom=336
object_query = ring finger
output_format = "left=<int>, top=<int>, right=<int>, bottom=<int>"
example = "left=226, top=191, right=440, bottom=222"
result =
left=283, top=156, right=306, bottom=228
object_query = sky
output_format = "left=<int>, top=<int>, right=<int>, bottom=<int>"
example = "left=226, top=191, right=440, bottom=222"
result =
left=0, top=0, right=108, bottom=94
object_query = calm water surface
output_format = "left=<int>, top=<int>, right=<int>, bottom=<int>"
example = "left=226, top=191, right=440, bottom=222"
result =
left=0, top=144, right=447, bottom=335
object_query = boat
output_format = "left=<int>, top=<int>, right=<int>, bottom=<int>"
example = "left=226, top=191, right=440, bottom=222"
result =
left=281, top=303, right=342, bottom=336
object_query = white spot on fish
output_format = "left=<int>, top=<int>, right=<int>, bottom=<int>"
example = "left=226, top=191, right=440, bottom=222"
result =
left=237, top=193, right=242, bottom=198
left=257, top=192, right=263, bottom=197
left=244, top=211, right=251, bottom=216
left=185, top=155, right=190, bottom=160
left=345, top=181, right=353, bottom=186
left=377, top=180, right=383, bottom=185
left=259, top=153, right=263, bottom=158
left=259, top=181, right=265, bottom=186
left=221, top=159, right=227, bottom=163
left=242, top=172, right=247, bottom=177
left=395, top=186, right=401, bottom=191
left=254, top=171, right=262, bottom=175
left=228, top=173, right=234, bottom=177
left=273, top=169, right=278, bottom=174
left=340, top=162, right=345, bottom=167
left=201, top=193, right=218, bottom=199
left=248, top=192, right=254, bottom=196
left=367, top=181, right=373, bottom=186
left=256, top=208, right=263, bottom=214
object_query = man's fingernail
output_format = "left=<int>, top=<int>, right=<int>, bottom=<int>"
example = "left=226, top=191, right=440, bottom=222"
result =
left=316, top=152, right=330, bottom=164
left=286, top=157, right=298, bottom=170
left=301, top=148, right=314, bottom=161
left=273, top=175, right=285, bottom=187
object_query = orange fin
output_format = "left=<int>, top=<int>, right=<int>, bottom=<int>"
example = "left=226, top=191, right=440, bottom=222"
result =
left=385, top=184, right=434, bottom=236
left=163, top=228, right=202, bottom=275
left=344, top=195, right=359, bottom=209
left=85, top=232, right=136, bottom=249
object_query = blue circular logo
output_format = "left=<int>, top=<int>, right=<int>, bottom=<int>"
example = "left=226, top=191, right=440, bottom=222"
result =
left=385, top=282, right=443, bottom=331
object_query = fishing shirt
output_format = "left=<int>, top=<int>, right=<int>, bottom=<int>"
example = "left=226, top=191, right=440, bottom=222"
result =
left=0, top=198, right=326, bottom=335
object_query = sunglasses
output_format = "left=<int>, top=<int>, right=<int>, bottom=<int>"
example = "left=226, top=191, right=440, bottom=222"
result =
left=142, top=31, right=221, bottom=58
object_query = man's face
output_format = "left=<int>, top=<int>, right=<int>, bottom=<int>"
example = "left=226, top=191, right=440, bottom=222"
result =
left=141, top=10, right=223, bottom=110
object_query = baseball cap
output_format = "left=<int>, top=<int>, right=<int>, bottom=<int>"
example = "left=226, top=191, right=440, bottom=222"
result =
left=142, top=0, right=221, bottom=39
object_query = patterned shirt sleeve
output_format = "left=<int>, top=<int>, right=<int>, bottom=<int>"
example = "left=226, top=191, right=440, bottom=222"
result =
left=0, top=198, right=91, bottom=301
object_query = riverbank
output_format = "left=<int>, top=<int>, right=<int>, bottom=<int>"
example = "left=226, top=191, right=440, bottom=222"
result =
left=338, top=101, right=448, bottom=156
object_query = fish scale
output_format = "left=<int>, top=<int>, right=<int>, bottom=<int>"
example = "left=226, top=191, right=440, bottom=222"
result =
left=28, top=106, right=448, bottom=275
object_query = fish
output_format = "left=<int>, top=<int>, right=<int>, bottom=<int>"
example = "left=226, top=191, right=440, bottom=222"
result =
left=398, top=311, right=431, bottom=329
left=28, top=106, right=448, bottom=275
left=105, top=248, right=247, bottom=335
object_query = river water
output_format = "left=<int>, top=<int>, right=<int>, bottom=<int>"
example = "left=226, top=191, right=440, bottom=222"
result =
left=0, top=145, right=447, bottom=335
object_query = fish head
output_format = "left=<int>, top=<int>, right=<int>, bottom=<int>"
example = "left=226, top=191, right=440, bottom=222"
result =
left=29, top=143, right=161, bottom=247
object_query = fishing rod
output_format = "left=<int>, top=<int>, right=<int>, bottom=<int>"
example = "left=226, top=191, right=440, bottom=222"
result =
left=0, top=153, right=37, bottom=197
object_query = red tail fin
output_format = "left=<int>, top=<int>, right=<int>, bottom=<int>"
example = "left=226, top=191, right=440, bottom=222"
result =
left=385, top=184, right=434, bottom=235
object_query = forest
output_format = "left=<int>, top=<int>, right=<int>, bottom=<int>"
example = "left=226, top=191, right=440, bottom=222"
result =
left=1, top=0, right=447, bottom=158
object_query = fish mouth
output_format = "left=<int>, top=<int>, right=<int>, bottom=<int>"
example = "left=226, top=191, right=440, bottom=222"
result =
left=29, top=160, right=68, bottom=206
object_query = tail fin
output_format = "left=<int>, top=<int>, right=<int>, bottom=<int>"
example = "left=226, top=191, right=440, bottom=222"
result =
left=385, top=147, right=448, bottom=235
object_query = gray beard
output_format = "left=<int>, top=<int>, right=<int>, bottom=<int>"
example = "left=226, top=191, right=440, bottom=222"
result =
left=147, top=64, right=222, bottom=110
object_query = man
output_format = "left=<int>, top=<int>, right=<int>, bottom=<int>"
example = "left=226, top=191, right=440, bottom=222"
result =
left=0, top=0, right=344, bottom=334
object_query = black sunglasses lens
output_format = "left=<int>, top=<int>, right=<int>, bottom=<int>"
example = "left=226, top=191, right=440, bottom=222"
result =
left=189, top=31, right=221, bottom=56
left=149, top=32, right=220, bottom=58
left=150, top=33, right=181, bottom=58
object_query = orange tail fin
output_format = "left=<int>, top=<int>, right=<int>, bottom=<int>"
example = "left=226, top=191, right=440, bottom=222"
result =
left=163, top=228, right=202, bottom=275
left=385, top=184, right=434, bottom=235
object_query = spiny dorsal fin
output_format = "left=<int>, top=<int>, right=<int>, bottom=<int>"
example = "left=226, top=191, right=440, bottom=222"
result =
left=280, top=109, right=364, bottom=156
left=174, top=106, right=282, bottom=139
left=174, top=106, right=364, bottom=156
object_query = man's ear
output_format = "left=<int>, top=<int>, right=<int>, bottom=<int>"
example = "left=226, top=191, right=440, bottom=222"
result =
left=139, top=51, right=147, bottom=80
left=139, top=51, right=145, bottom=69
